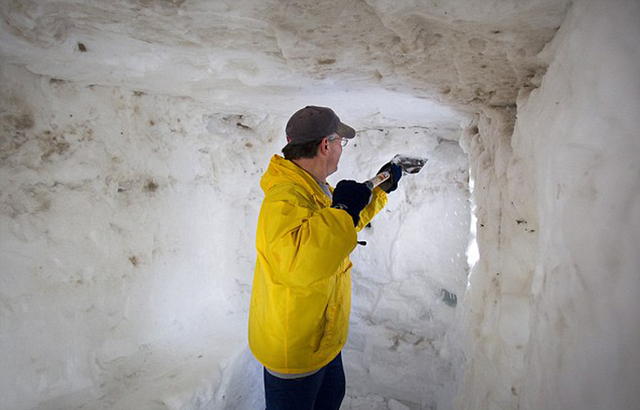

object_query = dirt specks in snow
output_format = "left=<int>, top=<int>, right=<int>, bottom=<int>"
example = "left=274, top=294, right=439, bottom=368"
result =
left=1, top=113, right=34, bottom=131
left=0, top=114, right=33, bottom=160
left=317, top=58, right=336, bottom=65
left=39, top=130, right=71, bottom=161
left=236, top=122, right=251, bottom=130
left=143, top=179, right=159, bottom=194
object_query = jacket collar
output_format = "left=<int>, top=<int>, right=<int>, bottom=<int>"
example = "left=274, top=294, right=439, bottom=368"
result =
left=261, top=155, right=331, bottom=205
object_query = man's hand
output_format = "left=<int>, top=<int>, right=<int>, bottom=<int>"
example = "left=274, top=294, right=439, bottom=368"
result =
left=376, top=162, right=402, bottom=193
left=332, top=180, right=371, bottom=226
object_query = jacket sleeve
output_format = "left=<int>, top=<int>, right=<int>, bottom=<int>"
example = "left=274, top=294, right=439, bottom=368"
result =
left=258, top=183, right=358, bottom=288
left=355, top=187, right=388, bottom=232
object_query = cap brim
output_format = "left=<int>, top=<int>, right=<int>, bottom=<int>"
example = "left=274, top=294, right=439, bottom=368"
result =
left=336, top=122, right=356, bottom=139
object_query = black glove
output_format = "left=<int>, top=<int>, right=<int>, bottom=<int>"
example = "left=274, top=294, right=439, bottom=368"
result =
left=331, top=180, right=371, bottom=226
left=376, top=162, right=402, bottom=193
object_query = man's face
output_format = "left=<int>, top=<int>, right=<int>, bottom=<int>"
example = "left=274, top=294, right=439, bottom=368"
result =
left=327, top=136, right=344, bottom=176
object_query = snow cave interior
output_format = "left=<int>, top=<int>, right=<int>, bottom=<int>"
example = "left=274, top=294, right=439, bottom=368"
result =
left=1, top=0, right=639, bottom=409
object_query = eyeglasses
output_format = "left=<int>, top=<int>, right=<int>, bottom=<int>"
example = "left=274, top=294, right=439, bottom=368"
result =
left=328, top=134, right=349, bottom=147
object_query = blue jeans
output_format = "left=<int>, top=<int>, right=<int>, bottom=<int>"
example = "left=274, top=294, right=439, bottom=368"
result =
left=264, top=352, right=346, bottom=410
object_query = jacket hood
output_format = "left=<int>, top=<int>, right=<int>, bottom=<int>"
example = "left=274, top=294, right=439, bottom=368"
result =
left=260, top=155, right=326, bottom=199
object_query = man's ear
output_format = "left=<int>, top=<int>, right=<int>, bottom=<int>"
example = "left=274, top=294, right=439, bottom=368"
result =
left=319, top=137, right=330, bottom=155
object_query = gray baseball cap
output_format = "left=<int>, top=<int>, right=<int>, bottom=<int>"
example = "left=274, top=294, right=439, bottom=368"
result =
left=285, top=106, right=355, bottom=145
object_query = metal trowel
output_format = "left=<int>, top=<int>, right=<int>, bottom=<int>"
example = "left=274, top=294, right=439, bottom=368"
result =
left=364, top=154, right=428, bottom=190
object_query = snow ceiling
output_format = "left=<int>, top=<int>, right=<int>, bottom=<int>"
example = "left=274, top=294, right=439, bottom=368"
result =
left=0, top=0, right=569, bottom=114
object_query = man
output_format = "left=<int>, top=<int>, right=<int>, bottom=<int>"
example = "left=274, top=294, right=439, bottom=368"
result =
left=248, top=106, right=402, bottom=409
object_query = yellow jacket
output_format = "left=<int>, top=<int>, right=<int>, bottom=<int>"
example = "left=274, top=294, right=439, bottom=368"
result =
left=248, top=155, right=387, bottom=373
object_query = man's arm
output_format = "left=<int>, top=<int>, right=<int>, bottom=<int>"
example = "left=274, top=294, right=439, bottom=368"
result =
left=258, top=184, right=357, bottom=288
left=355, top=187, right=388, bottom=232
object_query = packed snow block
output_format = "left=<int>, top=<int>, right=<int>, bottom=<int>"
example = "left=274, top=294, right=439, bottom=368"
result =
left=0, top=63, right=267, bottom=409
left=457, top=1, right=640, bottom=410
left=342, top=125, right=468, bottom=410
left=459, top=105, right=533, bottom=409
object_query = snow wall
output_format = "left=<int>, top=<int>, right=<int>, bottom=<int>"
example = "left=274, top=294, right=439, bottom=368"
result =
left=456, top=1, right=640, bottom=409
left=0, top=62, right=469, bottom=409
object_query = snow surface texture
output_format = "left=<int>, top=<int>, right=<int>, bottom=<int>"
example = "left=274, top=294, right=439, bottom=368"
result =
left=0, top=0, right=568, bottom=110
left=0, top=65, right=274, bottom=409
left=1, top=0, right=639, bottom=409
